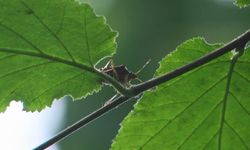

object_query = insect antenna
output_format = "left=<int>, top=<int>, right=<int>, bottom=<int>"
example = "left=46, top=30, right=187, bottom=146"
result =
left=133, top=78, right=143, bottom=83
left=135, top=59, right=151, bottom=75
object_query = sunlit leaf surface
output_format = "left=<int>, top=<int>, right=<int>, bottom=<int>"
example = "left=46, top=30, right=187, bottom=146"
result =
left=112, top=38, right=250, bottom=150
left=0, top=0, right=117, bottom=111
left=235, top=0, right=250, bottom=8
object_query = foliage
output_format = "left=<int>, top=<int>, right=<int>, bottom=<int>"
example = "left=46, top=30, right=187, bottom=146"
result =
left=235, top=0, right=250, bottom=8
left=0, top=0, right=117, bottom=111
left=111, top=38, right=250, bottom=150
left=0, top=0, right=249, bottom=150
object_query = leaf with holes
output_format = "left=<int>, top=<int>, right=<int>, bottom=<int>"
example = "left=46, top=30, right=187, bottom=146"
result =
left=111, top=38, right=250, bottom=150
left=235, top=0, right=250, bottom=8
left=0, top=0, right=117, bottom=112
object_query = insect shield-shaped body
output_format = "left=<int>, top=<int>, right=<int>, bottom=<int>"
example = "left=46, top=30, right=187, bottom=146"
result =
left=100, top=60, right=137, bottom=85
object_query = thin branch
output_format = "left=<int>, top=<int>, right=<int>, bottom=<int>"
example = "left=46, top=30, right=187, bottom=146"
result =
left=131, top=29, right=250, bottom=94
left=0, top=48, right=130, bottom=96
left=33, top=95, right=131, bottom=150
left=34, top=29, right=250, bottom=150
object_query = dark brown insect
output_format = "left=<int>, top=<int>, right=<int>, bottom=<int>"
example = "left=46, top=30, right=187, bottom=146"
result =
left=100, top=59, right=150, bottom=86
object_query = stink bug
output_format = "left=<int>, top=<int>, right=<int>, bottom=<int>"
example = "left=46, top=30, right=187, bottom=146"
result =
left=100, top=59, right=151, bottom=86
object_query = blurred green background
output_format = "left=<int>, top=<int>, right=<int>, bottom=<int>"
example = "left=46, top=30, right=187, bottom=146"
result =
left=57, top=0, right=250, bottom=149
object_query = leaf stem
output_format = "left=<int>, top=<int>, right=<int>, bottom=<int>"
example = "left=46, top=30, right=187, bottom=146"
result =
left=33, top=95, right=131, bottom=150
left=33, top=29, right=250, bottom=150
left=217, top=46, right=244, bottom=150
left=0, top=48, right=132, bottom=96
left=131, top=29, right=250, bottom=94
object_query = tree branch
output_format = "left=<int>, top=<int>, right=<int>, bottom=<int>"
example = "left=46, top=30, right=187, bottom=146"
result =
left=131, top=29, right=250, bottom=94
left=33, top=95, right=131, bottom=150
left=33, top=29, right=250, bottom=150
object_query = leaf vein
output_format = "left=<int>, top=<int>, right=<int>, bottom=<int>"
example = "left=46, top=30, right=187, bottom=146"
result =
left=202, top=130, right=219, bottom=150
left=83, top=9, right=92, bottom=66
left=160, top=61, right=227, bottom=89
left=0, top=61, right=53, bottom=106
left=30, top=72, right=83, bottom=102
left=0, top=22, right=43, bottom=53
left=141, top=101, right=191, bottom=110
left=0, top=54, right=17, bottom=62
left=181, top=47, right=210, bottom=54
left=233, top=70, right=250, bottom=84
left=128, top=118, right=169, bottom=124
left=0, top=47, right=96, bottom=73
left=92, top=33, right=115, bottom=50
left=0, top=61, right=53, bottom=80
left=225, top=121, right=249, bottom=150
left=229, top=91, right=250, bottom=116
left=55, top=0, right=66, bottom=34
left=177, top=101, right=222, bottom=150
left=139, top=76, right=226, bottom=149
left=19, top=0, right=76, bottom=62
left=218, top=53, right=239, bottom=150
left=90, top=27, right=107, bottom=40
left=117, top=134, right=152, bottom=139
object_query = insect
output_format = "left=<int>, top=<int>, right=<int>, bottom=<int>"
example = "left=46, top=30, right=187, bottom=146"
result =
left=100, top=59, right=151, bottom=86
left=100, top=59, right=150, bottom=106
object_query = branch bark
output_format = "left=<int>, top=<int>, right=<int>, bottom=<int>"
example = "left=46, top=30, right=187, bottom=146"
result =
left=33, top=95, right=130, bottom=150
left=34, top=29, right=250, bottom=150
left=131, top=29, right=250, bottom=94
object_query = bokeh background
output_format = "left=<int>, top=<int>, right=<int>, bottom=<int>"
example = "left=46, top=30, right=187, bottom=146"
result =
left=55, top=0, right=250, bottom=149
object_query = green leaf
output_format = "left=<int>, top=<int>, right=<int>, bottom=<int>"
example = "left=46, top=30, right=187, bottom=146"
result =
left=0, top=0, right=117, bottom=112
left=111, top=38, right=250, bottom=150
left=235, top=0, right=250, bottom=8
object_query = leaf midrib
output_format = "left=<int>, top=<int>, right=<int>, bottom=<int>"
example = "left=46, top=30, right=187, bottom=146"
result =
left=0, top=47, right=127, bottom=95
left=0, top=47, right=95, bottom=73
left=217, top=53, right=240, bottom=150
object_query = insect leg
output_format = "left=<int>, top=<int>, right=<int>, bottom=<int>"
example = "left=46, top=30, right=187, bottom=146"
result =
left=104, top=94, right=120, bottom=106
left=135, top=59, right=151, bottom=75
left=110, top=59, right=119, bottom=80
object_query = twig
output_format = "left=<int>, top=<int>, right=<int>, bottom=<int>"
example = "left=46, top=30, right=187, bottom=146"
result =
left=33, top=95, right=131, bottom=150
left=34, top=29, right=250, bottom=150
left=131, top=29, right=250, bottom=94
